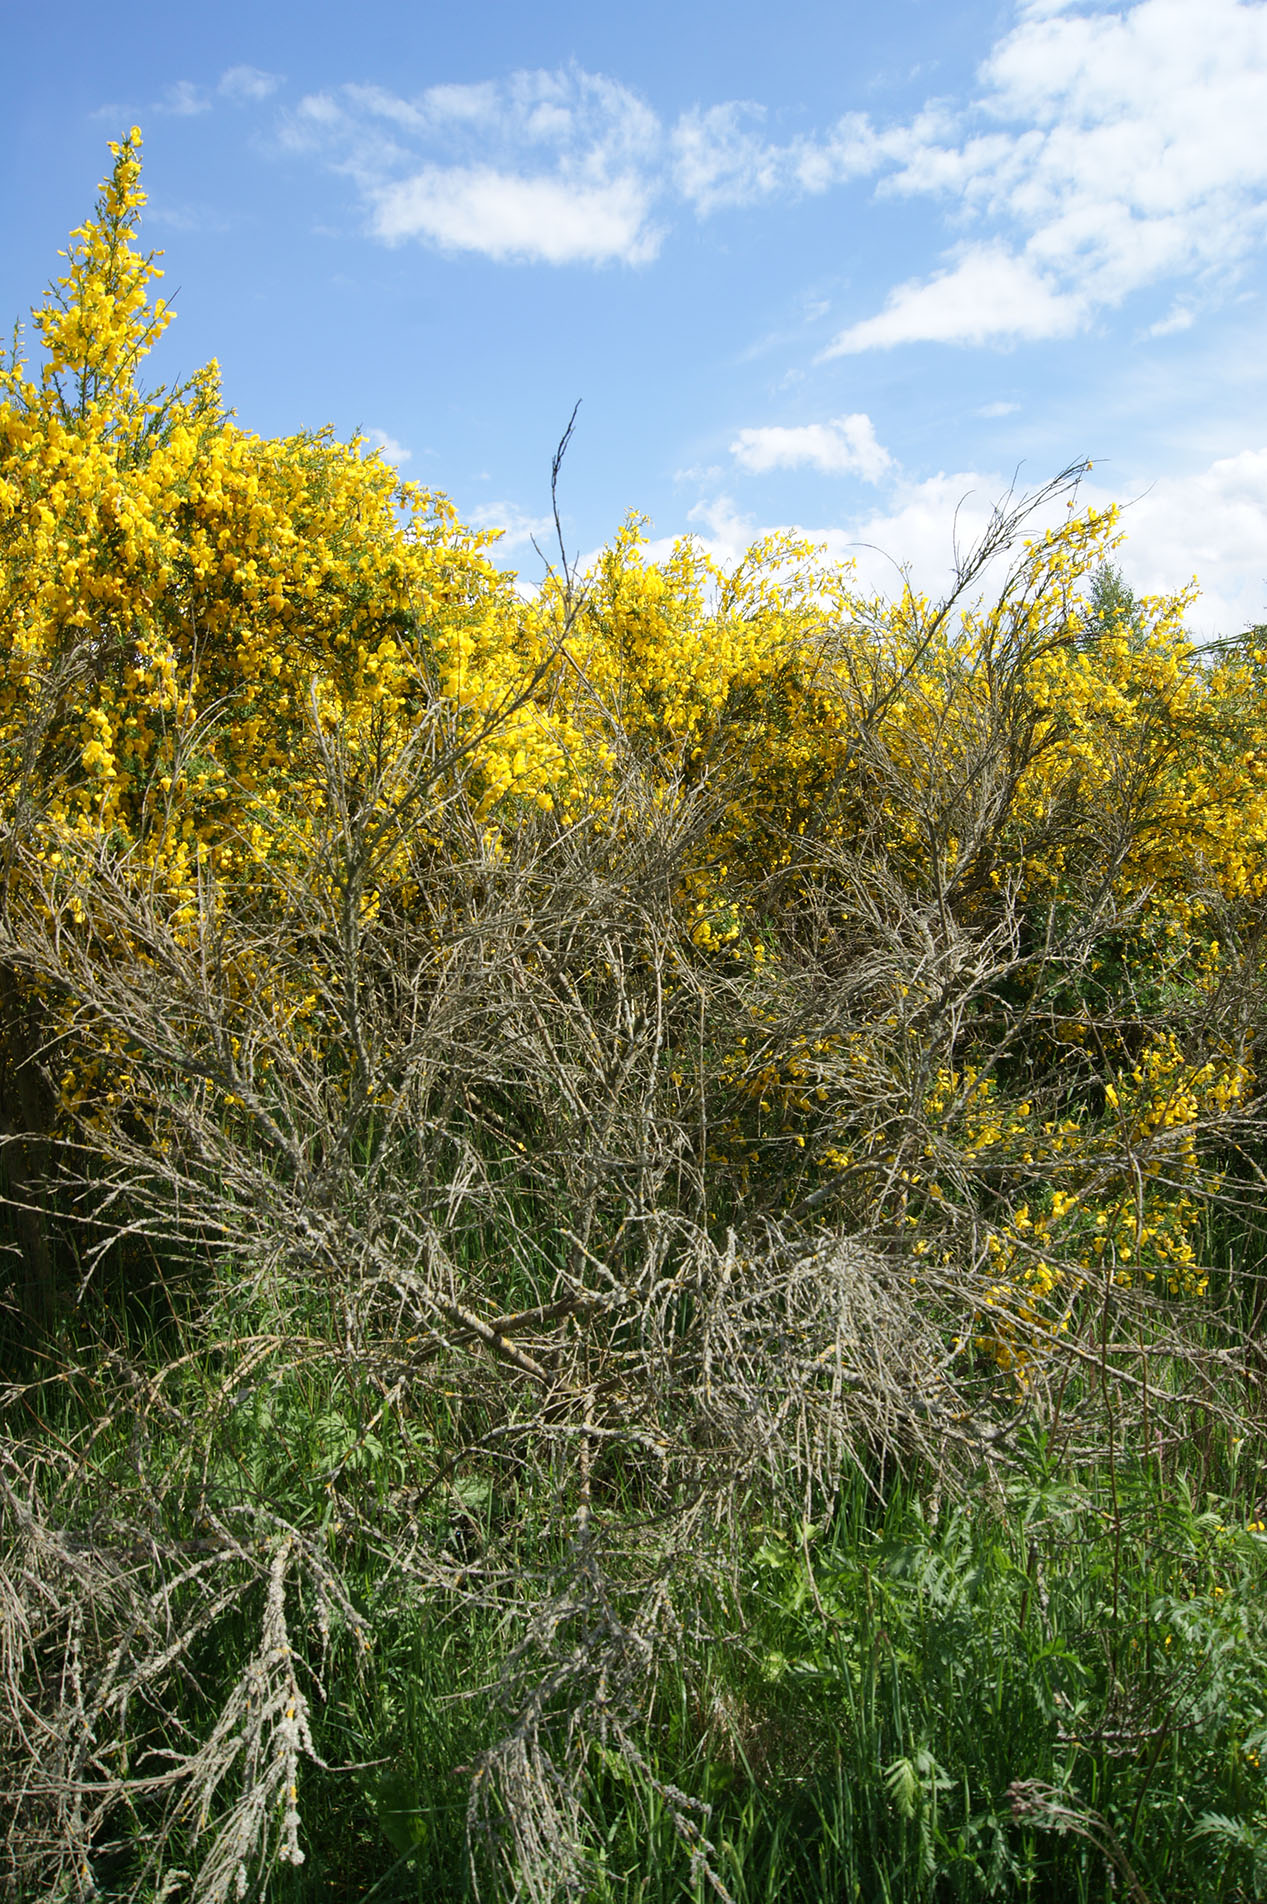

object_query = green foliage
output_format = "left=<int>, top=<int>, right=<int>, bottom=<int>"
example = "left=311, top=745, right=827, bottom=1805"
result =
left=10, top=1335, right=1265, bottom=1902
left=1082, top=562, right=1145, bottom=647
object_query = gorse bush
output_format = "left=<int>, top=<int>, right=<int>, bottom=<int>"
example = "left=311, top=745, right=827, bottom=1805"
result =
left=0, top=133, right=1265, bottom=1904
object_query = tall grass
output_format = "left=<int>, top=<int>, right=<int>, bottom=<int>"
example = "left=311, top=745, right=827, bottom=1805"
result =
left=331, top=1442, right=1267, bottom=1903
left=6, top=1258, right=1264, bottom=1904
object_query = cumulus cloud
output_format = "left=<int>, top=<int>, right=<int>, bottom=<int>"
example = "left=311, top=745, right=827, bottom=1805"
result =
left=823, top=247, right=1087, bottom=353
left=283, top=66, right=663, bottom=266
left=826, top=0, right=1267, bottom=349
left=220, top=65, right=283, bottom=103
left=467, top=502, right=556, bottom=551
left=730, top=412, right=893, bottom=481
left=371, top=167, right=657, bottom=264
left=659, top=480, right=1030, bottom=603
left=832, top=470, right=1114, bottom=599
left=1081, top=449, right=1267, bottom=636
left=274, top=1, right=1267, bottom=310
left=671, top=446, right=1267, bottom=640
left=365, top=430, right=411, bottom=465
left=279, top=64, right=936, bottom=266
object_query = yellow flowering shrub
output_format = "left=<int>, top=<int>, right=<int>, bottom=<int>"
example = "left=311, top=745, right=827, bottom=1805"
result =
left=0, top=133, right=534, bottom=880
left=4, top=132, right=1266, bottom=1378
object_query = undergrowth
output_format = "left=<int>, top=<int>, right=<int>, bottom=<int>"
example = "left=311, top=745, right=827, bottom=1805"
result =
left=9, top=1311, right=1265, bottom=1903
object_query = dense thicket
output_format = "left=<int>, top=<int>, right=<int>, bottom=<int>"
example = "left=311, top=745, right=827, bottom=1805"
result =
left=1, top=133, right=1265, bottom=1904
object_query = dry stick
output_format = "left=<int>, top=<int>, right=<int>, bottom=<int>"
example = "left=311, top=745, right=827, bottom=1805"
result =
left=432, top=1298, right=560, bottom=1388
left=1098, top=1256, right=1124, bottom=1690
left=1008, top=1779, right=1153, bottom=1904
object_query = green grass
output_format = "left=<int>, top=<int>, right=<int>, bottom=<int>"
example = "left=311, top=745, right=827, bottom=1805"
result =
left=140, top=1431, right=1263, bottom=1904
left=5, top=1204, right=1266, bottom=1901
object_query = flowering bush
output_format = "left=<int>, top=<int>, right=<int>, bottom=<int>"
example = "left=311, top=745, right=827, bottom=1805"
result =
left=2, top=134, right=1266, bottom=1903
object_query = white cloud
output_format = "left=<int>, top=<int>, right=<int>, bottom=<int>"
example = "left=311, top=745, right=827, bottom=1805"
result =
left=662, top=447, right=1267, bottom=640
left=158, top=81, right=210, bottom=117
left=370, top=167, right=657, bottom=264
left=668, top=101, right=955, bottom=212
left=673, top=461, right=725, bottom=484
left=683, top=494, right=759, bottom=560
left=284, top=66, right=663, bottom=267
left=730, top=412, right=893, bottom=481
left=279, top=66, right=922, bottom=266
left=828, top=471, right=1060, bottom=598
left=275, top=4, right=1267, bottom=308
left=625, top=478, right=1064, bottom=603
left=978, top=400, right=1021, bottom=417
left=1144, top=303, right=1196, bottom=339
left=220, top=65, right=283, bottom=103
left=467, top=502, right=556, bottom=552
left=671, top=103, right=788, bottom=214
left=320, top=67, right=662, bottom=160
left=824, top=246, right=1086, bottom=353
left=617, top=479, right=1034, bottom=609
left=421, top=82, right=500, bottom=126
left=829, top=0, right=1267, bottom=349
left=366, top=430, right=411, bottom=466
left=1079, top=449, right=1267, bottom=636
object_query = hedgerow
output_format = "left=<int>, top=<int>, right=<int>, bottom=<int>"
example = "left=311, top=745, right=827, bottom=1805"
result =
left=1, top=131, right=1265, bottom=1904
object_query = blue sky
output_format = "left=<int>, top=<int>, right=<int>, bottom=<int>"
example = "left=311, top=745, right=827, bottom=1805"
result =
left=6, top=0, right=1267, bottom=633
